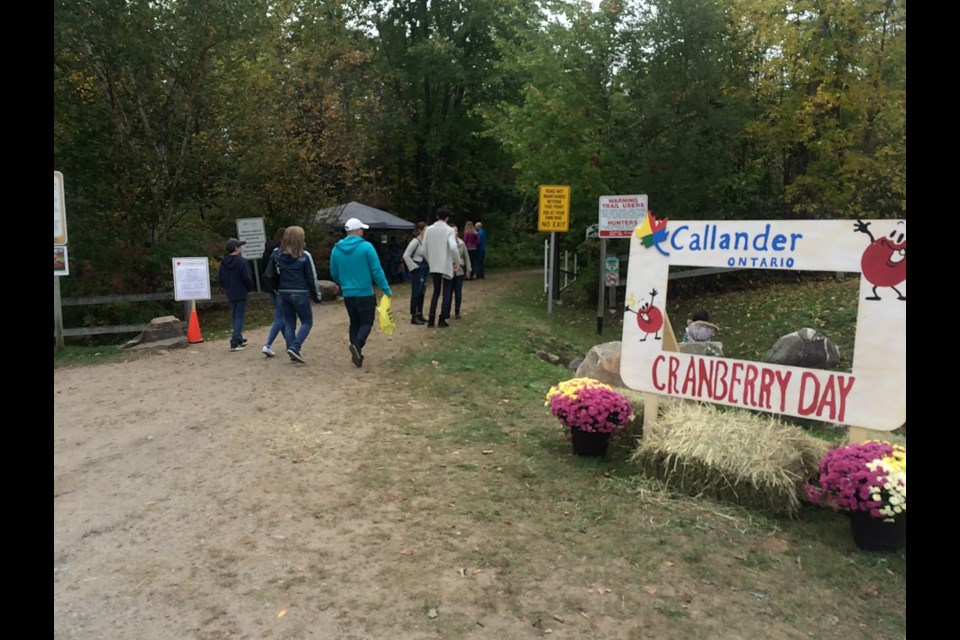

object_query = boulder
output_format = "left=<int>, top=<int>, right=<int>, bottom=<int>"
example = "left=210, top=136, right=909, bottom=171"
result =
left=318, top=280, right=340, bottom=301
left=764, top=328, right=841, bottom=368
left=575, top=341, right=624, bottom=387
left=121, top=316, right=187, bottom=350
left=678, top=341, right=724, bottom=357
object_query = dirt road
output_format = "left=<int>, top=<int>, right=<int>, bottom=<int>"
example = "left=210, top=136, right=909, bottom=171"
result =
left=56, top=274, right=540, bottom=639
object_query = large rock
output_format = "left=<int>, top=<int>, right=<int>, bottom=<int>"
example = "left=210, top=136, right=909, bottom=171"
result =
left=575, top=341, right=624, bottom=387
left=121, top=316, right=187, bottom=350
left=317, top=280, right=340, bottom=301
left=678, top=341, right=724, bottom=357
left=765, top=328, right=841, bottom=368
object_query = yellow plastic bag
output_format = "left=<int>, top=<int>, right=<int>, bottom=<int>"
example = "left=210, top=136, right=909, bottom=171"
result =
left=376, top=295, right=396, bottom=336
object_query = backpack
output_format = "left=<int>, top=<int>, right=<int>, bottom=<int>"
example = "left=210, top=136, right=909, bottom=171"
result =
left=262, top=248, right=280, bottom=291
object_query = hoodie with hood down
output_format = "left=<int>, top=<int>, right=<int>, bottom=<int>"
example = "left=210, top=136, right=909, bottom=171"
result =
left=275, top=250, right=321, bottom=303
left=218, top=253, right=254, bottom=302
left=330, top=236, right=393, bottom=298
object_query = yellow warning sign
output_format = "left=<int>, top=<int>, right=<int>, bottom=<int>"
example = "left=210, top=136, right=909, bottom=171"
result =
left=538, top=185, right=570, bottom=232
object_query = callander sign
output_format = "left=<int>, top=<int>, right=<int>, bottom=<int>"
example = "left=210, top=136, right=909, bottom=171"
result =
left=620, top=216, right=906, bottom=431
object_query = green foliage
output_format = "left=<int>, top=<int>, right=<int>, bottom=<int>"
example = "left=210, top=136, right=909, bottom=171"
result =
left=54, top=0, right=906, bottom=299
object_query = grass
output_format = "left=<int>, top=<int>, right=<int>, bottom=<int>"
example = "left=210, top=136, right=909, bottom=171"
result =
left=384, top=272, right=905, bottom=638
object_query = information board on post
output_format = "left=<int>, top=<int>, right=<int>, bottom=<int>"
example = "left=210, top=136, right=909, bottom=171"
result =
left=172, top=258, right=212, bottom=302
left=54, top=245, right=69, bottom=276
left=538, top=185, right=570, bottom=232
left=54, top=171, right=67, bottom=245
left=236, top=217, right=266, bottom=257
left=599, top=194, right=647, bottom=237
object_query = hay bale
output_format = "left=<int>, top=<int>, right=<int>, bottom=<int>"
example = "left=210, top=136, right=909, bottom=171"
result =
left=629, top=402, right=830, bottom=516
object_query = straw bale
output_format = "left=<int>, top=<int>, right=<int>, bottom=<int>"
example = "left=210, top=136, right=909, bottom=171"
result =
left=629, top=402, right=830, bottom=516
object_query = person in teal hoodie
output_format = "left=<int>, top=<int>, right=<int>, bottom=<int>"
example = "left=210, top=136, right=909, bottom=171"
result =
left=329, top=218, right=393, bottom=368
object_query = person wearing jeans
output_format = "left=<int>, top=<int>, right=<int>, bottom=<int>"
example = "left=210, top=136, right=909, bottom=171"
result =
left=402, top=221, right=429, bottom=325
left=450, top=224, right=472, bottom=319
left=217, top=238, right=254, bottom=351
left=421, top=208, right=461, bottom=328
left=260, top=227, right=287, bottom=357
left=275, top=226, right=321, bottom=363
left=329, top=217, right=394, bottom=367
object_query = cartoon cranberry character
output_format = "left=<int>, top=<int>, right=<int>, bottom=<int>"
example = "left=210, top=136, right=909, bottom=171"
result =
left=625, top=289, right=664, bottom=341
left=854, top=219, right=906, bottom=301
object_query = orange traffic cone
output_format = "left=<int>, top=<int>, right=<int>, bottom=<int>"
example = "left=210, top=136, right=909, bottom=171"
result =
left=187, top=308, right=204, bottom=343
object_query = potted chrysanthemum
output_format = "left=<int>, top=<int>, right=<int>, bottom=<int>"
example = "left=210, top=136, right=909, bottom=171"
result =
left=545, top=378, right=634, bottom=457
left=806, top=440, right=906, bottom=551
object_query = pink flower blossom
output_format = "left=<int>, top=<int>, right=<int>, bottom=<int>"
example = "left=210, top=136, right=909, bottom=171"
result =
left=806, top=441, right=906, bottom=521
left=545, top=378, right=633, bottom=434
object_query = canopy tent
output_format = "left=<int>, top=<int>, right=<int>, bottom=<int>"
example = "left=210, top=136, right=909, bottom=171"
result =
left=315, top=201, right=415, bottom=231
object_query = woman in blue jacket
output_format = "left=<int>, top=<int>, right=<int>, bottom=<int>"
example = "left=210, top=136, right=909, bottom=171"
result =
left=276, top=226, right=321, bottom=364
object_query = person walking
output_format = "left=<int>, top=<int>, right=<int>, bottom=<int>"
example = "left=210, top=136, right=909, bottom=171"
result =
left=450, top=224, right=472, bottom=319
left=463, top=221, right=480, bottom=280
left=329, top=217, right=394, bottom=367
left=260, top=227, right=286, bottom=357
left=276, top=226, right=322, bottom=364
left=402, top=221, right=429, bottom=325
left=218, top=238, right=254, bottom=352
left=421, top=208, right=461, bottom=328
left=475, top=221, right=488, bottom=279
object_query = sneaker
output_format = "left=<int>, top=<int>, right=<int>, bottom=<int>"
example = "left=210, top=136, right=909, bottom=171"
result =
left=240, top=338, right=249, bottom=346
left=287, top=348, right=305, bottom=363
left=230, top=345, right=246, bottom=352
left=262, top=345, right=275, bottom=357
left=411, top=316, right=426, bottom=325
left=349, top=344, right=363, bottom=368
left=417, top=315, right=428, bottom=323
left=438, top=320, right=450, bottom=328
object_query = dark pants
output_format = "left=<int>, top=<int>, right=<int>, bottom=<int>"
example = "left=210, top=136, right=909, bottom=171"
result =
left=344, top=295, right=376, bottom=351
left=452, top=274, right=465, bottom=314
left=476, top=250, right=486, bottom=279
left=409, top=259, right=429, bottom=316
left=428, top=273, right=453, bottom=323
left=467, top=249, right=479, bottom=279
left=229, top=299, right=247, bottom=348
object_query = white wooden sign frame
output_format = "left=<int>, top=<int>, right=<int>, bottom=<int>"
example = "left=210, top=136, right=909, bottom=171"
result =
left=620, top=217, right=906, bottom=431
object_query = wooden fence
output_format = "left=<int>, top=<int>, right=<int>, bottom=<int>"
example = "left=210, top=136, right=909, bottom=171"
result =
left=53, top=288, right=271, bottom=341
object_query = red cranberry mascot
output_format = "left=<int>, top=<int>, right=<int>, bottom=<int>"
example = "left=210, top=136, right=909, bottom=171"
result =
left=854, top=219, right=906, bottom=301
left=625, top=289, right=664, bottom=341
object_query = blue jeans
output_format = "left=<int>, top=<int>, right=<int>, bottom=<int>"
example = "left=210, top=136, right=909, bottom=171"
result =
left=452, top=275, right=464, bottom=314
left=280, top=291, right=313, bottom=351
left=344, top=295, right=376, bottom=351
left=410, top=259, right=429, bottom=316
left=230, top=299, right=247, bottom=348
left=265, top=292, right=285, bottom=348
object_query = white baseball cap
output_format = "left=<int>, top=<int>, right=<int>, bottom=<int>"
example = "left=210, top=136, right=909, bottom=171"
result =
left=344, top=218, right=370, bottom=231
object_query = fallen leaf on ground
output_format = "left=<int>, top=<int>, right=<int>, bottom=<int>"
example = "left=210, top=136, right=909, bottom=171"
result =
left=399, top=549, right=412, bottom=555
left=644, top=587, right=658, bottom=596
left=663, top=561, right=675, bottom=567
left=427, top=608, right=438, bottom=619
left=277, top=609, right=287, bottom=618
left=482, top=450, right=494, bottom=455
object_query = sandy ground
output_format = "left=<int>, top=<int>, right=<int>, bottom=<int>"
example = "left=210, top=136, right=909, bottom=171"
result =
left=55, top=273, right=562, bottom=640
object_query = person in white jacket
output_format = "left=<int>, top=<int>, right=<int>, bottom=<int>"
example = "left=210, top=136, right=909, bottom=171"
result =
left=420, top=208, right=461, bottom=327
